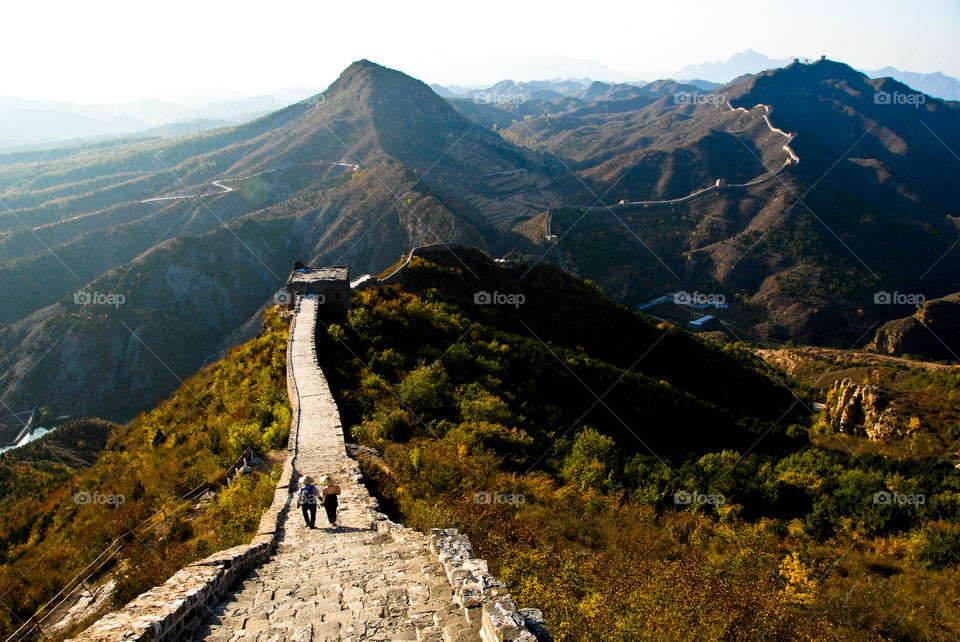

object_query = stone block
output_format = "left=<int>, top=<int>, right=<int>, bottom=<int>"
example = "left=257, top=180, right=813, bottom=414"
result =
left=313, top=620, right=341, bottom=642
left=432, top=603, right=462, bottom=628
left=447, top=568, right=472, bottom=588
left=456, top=586, right=483, bottom=608
left=480, top=599, right=526, bottom=641
left=462, top=558, right=489, bottom=576
left=520, top=608, right=552, bottom=642
left=464, top=605, right=483, bottom=623
left=322, top=609, right=355, bottom=624
left=290, top=623, right=313, bottom=642
left=416, top=626, right=444, bottom=642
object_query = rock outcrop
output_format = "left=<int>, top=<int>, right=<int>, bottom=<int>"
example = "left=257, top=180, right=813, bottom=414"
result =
left=826, top=378, right=912, bottom=439
left=872, top=293, right=960, bottom=361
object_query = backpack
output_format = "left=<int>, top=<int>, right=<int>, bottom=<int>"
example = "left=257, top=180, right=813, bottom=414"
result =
left=298, top=485, right=316, bottom=506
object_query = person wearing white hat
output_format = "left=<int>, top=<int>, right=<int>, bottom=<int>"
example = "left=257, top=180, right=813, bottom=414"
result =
left=319, top=475, right=341, bottom=530
left=297, top=475, right=319, bottom=528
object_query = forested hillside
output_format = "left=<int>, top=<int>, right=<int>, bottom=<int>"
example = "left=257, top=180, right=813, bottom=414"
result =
left=0, top=308, right=290, bottom=638
left=318, top=248, right=960, bottom=639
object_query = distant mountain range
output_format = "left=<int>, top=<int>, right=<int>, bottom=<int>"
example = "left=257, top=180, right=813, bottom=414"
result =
left=0, top=60, right=563, bottom=418
left=8, top=50, right=954, bottom=151
left=531, top=58, right=960, bottom=344
left=861, top=67, right=960, bottom=102
left=0, top=89, right=320, bottom=149
left=673, top=49, right=801, bottom=84
left=672, top=50, right=960, bottom=101
left=431, top=53, right=960, bottom=106
left=1, top=56, right=958, bottom=421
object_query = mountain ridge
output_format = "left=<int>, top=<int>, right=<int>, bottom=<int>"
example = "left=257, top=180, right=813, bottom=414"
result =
left=0, top=59, right=554, bottom=417
left=672, top=49, right=960, bottom=101
left=2, top=56, right=958, bottom=422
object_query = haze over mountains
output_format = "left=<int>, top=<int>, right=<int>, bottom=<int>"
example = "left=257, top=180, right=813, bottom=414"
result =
left=428, top=50, right=960, bottom=103
left=672, top=49, right=801, bottom=83
left=0, top=87, right=326, bottom=149
left=1, top=55, right=958, bottom=429
left=6, top=50, right=957, bottom=152
left=0, top=60, right=556, bottom=425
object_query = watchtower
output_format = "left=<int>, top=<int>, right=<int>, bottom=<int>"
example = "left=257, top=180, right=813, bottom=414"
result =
left=285, top=262, right=351, bottom=319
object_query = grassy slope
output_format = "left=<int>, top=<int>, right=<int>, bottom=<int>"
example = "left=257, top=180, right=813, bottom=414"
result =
left=0, top=307, right=291, bottom=638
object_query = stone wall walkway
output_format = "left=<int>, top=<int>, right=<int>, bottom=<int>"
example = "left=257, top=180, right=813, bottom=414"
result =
left=189, top=295, right=482, bottom=641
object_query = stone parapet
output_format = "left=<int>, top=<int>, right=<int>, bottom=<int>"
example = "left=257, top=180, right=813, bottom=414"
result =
left=68, top=306, right=303, bottom=641
left=427, top=528, right=549, bottom=641
left=72, top=292, right=550, bottom=641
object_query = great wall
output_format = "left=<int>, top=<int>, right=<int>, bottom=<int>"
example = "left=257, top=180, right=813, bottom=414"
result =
left=68, top=291, right=549, bottom=641
left=545, top=98, right=799, bottom=273
left=27, top=91, right=797, bottom=641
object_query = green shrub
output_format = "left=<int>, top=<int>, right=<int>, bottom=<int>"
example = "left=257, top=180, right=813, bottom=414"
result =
left=459, top=384, right=513, bottom=425
left=561, top=428, right=619, bottom=492
left=397, top=362, right=454, bottom=421
left=910, top=525, right=960, bottom=570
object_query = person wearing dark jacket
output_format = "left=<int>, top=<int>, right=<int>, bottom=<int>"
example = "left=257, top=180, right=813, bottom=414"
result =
left=297, top=475, right=319, bottom=528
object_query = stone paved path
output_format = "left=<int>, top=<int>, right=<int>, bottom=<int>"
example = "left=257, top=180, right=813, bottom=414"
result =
left=189, top=295, right=481, bottom=641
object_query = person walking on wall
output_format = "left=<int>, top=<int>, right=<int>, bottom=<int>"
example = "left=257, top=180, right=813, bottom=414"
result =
left=297, top=475, right=319, bottom=529
left=319, top=475, right=341, bottom=530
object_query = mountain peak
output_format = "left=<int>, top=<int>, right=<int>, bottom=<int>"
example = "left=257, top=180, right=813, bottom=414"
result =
left=325, top=58, right=435, bottom=102
left=734, top=56, right=866, bottom=92
left=331, top=59, right=396, bottom=87
left=344, top=58, right=386, bottom=73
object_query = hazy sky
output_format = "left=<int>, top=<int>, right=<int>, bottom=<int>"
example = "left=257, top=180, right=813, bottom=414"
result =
left=3, top=0, right=958, bottom=103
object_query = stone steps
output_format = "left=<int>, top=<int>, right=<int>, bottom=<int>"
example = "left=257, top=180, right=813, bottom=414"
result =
left=70, top=293, right=549, bottom=642
left=187, top=295, right=489, bottom=641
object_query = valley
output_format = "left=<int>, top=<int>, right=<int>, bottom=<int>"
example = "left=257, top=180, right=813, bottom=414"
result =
left=3, top=59, right=958, bottom=425
left=1, top=48, right=959, bottom=640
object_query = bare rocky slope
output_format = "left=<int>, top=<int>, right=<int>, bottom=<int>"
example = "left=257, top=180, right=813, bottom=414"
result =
left=3, top=57, right=958, bottom=421
left=872, top=293, right=960, bottom=361
left=0, top=61, right=556, bottom=418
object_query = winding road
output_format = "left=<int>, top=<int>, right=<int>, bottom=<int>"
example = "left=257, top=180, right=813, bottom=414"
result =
left=19, top=160, right=359, bottom=232
left=139, top=161, right=360, bottom=204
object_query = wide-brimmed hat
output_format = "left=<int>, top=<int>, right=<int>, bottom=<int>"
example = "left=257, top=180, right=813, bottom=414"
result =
left=300, top=475, right=315, bottom=485
left=319, top=475, right=334, bottom=486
